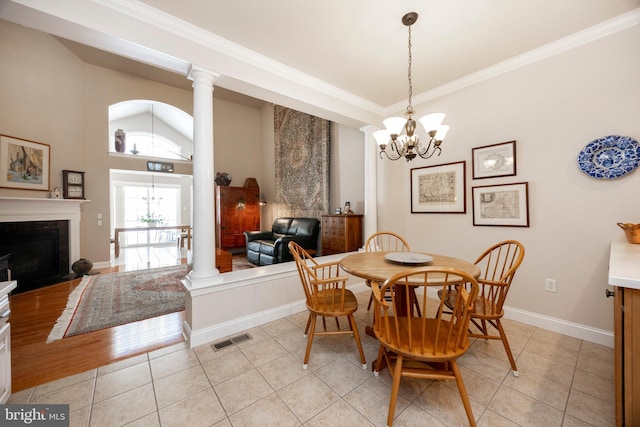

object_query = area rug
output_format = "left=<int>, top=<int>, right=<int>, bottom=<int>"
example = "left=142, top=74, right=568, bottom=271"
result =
left=232, top=255, right=255, bottom=270
left=47, top=265, right=187, bottom=343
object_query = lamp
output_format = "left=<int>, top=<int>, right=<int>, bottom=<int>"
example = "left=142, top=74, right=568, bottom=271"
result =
left=374, top=12, right=449, bottom=162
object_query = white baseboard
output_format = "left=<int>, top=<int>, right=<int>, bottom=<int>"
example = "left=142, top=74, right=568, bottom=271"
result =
left=185, top=300, right=308, bottom=347
left=183, top=280, right=614, bottom=349
left=184, top=281, right=370, bottom=348
left=503, top=306, right=614, bottom=348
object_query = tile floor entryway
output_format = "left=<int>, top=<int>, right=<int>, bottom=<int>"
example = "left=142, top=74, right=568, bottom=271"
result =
left=8, top=289, right=614, bottom=426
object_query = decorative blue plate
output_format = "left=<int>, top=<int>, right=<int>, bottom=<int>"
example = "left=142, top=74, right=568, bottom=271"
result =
left=577, top=135, right=639, bottom=179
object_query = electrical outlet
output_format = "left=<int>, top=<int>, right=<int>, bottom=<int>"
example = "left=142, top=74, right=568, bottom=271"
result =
left=545, top=278, right=557, bottom=293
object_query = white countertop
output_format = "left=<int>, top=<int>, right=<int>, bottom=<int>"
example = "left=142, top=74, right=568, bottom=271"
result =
left=609, top=238, right=640, bottom=289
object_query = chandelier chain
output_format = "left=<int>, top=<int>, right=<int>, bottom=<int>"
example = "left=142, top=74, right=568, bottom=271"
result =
left=407, top=24, right=413, bottom=112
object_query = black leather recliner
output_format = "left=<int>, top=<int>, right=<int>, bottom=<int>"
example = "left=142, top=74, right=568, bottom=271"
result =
left=244, top=217, right=320, bottom=266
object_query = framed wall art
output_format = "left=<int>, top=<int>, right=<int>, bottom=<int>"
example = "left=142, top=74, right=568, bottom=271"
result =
left=410, top=161, right=466, bottom=213
left=472, top=140, right=516, bottom=179
left=0, top=134, right=50, bottom=191
left=472, top=182, right=529, bottom=227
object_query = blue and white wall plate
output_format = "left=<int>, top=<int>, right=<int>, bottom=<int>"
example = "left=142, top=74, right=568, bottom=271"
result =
left=577, top=135, right=639, bottom=179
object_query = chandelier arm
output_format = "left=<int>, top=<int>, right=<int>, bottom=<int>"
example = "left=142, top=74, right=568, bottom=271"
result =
left=390, top=139, right=407, bottom=157
left=379, top=148, right=403, bottom=161
left=416, top=140, right=443, bottom=159
left=416, top=138, right=433, bottom=156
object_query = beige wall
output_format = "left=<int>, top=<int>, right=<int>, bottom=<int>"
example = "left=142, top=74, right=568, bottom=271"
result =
left=378, top=24, right=640, bottom=334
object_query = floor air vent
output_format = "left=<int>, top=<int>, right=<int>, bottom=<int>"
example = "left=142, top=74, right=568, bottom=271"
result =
left=211, top=333, right=252, bottom=351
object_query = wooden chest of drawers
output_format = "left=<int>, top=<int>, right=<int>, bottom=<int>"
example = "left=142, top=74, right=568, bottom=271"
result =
left=321, top=214, right=363, bottom=255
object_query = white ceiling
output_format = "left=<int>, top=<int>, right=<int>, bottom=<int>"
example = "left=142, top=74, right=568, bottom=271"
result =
left=2, top=0, right=639, bottom=127
left=143, top=0, right=638, bottom=106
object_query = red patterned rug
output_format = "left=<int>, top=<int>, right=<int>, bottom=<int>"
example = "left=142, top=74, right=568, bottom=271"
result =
left=47, top=265, right=187, bottom=342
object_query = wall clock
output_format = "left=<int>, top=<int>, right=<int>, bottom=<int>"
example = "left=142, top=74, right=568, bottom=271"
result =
left=62, top=170, right=85, bottom=199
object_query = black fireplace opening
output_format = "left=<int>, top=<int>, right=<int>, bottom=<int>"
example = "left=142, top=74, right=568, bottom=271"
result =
left=0, top=220, right=72, bottom=294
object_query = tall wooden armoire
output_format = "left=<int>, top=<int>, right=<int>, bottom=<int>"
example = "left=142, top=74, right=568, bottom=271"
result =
left=215, top=183, right=260, bottom=251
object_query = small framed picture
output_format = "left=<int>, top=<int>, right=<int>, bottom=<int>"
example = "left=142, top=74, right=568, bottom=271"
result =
left=335, top=208, right=342, bottom=214
left=147, top=161, right=174, bottom=173
left=0, top=134, right=50, bottom=191
left=472, top=140, right=516, bottom=179
left=410, top=161, right=466, bottom=213
left=472, top=182, right=529, bottom=227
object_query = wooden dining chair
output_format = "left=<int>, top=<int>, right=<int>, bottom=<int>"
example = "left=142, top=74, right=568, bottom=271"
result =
left=372, top=267, right=479, bottom=427
left=364, top=231, right=416, bottom=312
left=439, top=240, right=525, bottom=377
left=289, top=241, right=367, bottom=370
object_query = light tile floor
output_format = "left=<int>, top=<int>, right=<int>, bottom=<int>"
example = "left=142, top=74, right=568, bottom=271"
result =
left=8, top=290, right=615, bottom=427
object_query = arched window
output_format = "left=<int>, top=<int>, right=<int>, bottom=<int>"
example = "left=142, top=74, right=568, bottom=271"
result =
left=125, top=131, right=185, bottom=160
left=109, top=100, right=193, bottom=161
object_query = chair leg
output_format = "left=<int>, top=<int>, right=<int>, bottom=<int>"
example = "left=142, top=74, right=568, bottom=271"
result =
left=373, top=344, right=385, bottom=376
left=410, top=289, right=422, bottom=317
left=496, top=319, right=519, bottom=377
left=303, top=312, right=312, bottom=338
left=481, top=319, right=489, bottom=338
left=367, top=292, right=374, bottom=311
left=303, top=313, right=317, bottom=369
left=450, top=360, right=477, bottom=427
left=348, top=314, right=367, bottom=369
left=386, top=354, right=404, bottom=427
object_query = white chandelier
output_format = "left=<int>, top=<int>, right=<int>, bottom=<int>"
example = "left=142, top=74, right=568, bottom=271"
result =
left=373, top=12, right=449, bottom=162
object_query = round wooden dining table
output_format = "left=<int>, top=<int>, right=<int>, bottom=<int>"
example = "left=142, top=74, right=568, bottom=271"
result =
left=339, top=251, right=480, bottom=284
left=340, top=251, right=481, bottom=345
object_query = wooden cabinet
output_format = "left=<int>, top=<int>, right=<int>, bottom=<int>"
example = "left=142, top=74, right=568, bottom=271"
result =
left=215, top=185, right=260, bottom=251
left=614, top=286, right=640, bottom=426
left=609, top=239, right=640, bottom=426
left=321, top=214, right=363, bottom=255
left=215, top=248, right=232, bottom=273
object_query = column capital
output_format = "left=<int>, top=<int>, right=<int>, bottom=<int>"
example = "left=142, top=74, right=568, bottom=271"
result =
left=188, top=64, right=220, bottom=85
left=359, top=125, right=378, bottom=136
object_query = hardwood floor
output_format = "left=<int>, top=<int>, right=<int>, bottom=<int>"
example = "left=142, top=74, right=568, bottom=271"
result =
left=9, top=246, right=186, bottom=392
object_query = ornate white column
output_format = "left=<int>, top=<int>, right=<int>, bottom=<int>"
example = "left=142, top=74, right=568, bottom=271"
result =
left=186, top=65, right=220, bottom=284
left=360, top=126, right=378, bottom=242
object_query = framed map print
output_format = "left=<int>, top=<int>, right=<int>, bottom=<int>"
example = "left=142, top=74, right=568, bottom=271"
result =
left=472, top=140, right=516, bottom=179
left=472, top=182, right=529, bottom=227
left=410, top=161, right=466, bottom=213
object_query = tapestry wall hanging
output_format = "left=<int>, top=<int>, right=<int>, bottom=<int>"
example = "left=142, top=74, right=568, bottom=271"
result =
left=274, top=106, right=330, bottom=218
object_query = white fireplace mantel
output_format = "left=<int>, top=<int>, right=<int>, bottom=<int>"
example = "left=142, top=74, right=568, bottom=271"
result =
left=0, top=197, right=89, bottom=270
